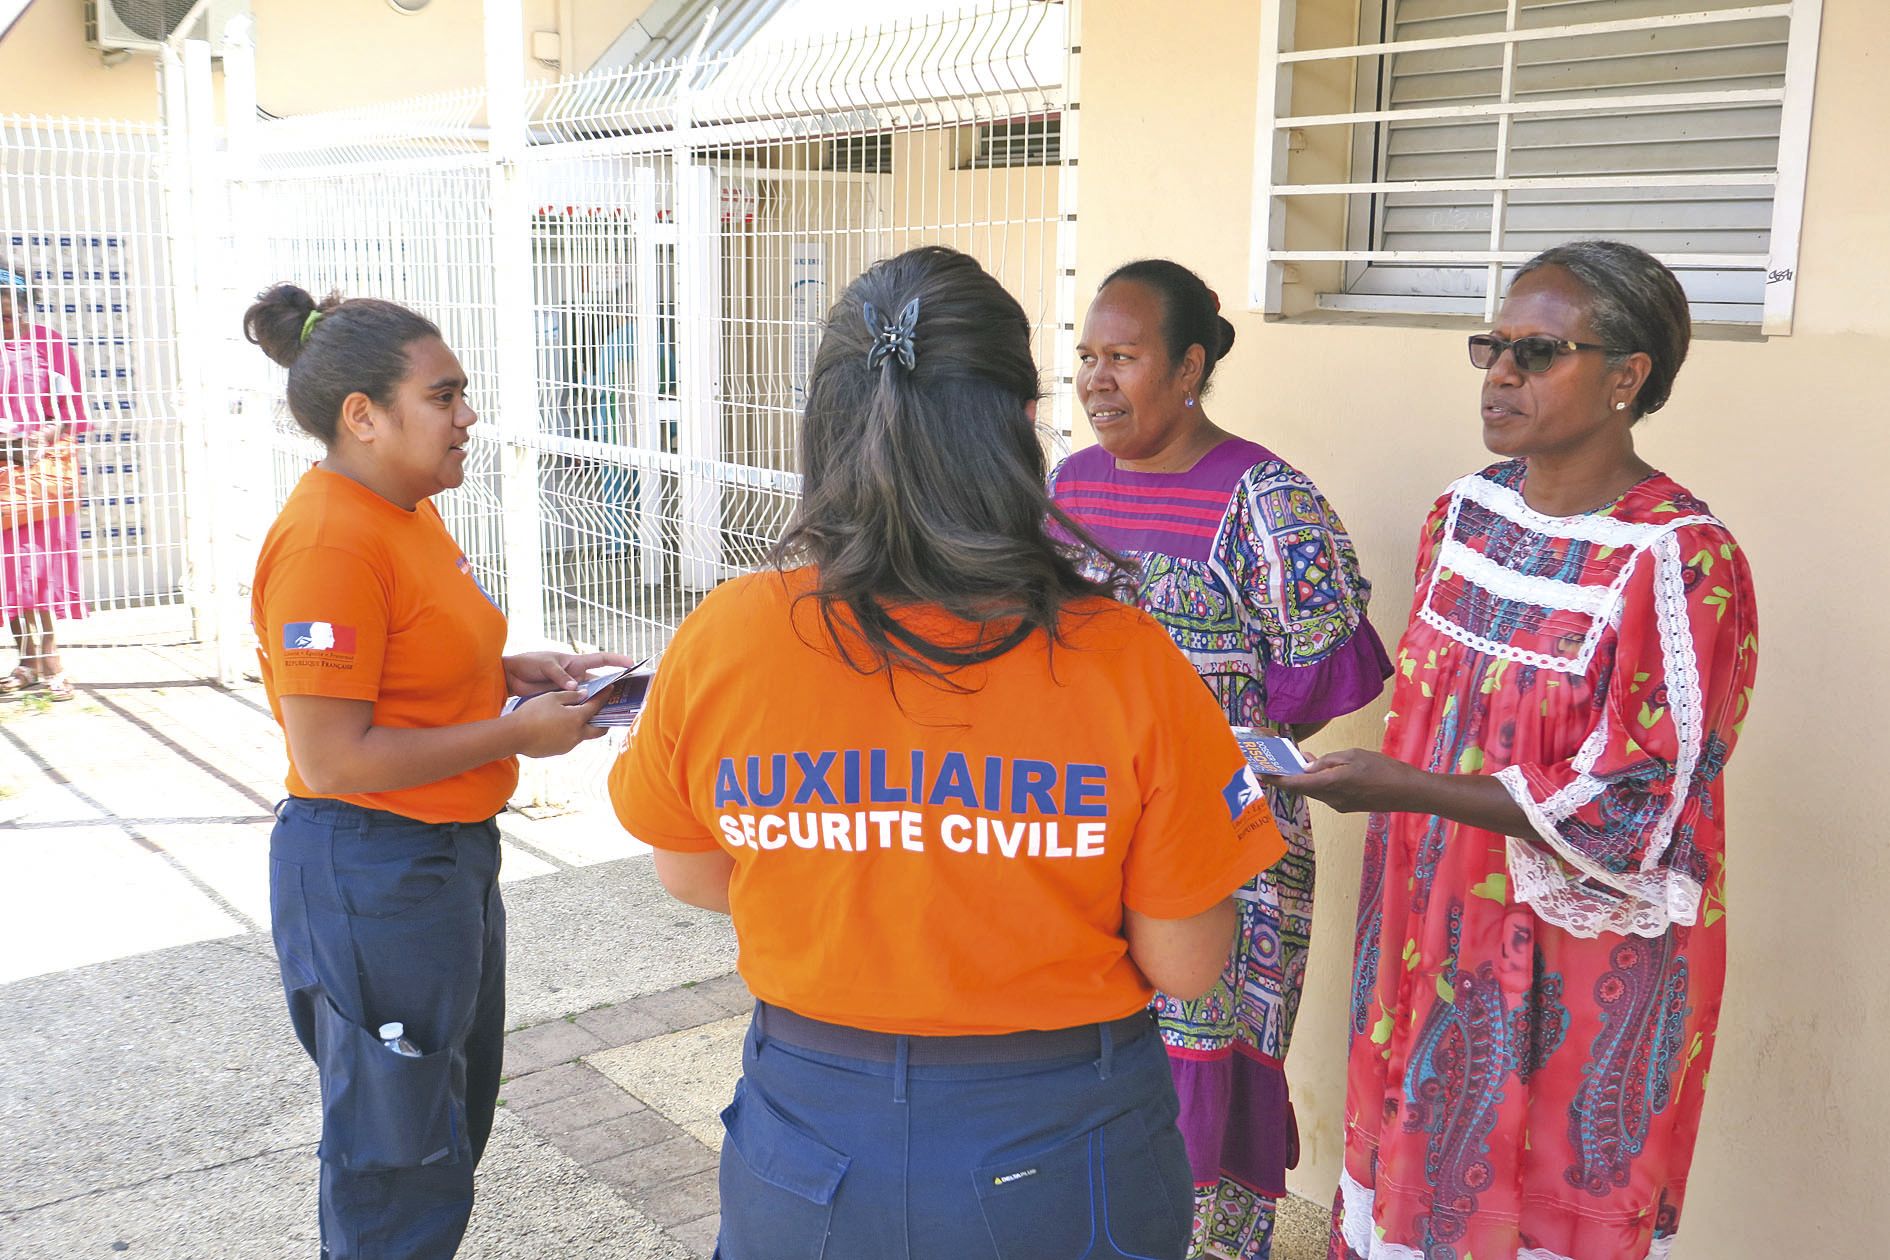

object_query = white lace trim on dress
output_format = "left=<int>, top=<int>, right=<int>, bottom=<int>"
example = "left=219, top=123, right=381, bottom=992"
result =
left=1500, top=767, right=1703, bottom=937
left=1418, top=603, right=1590, bottom=675
left=1540, top=708, right=1614, bottom=822
left=1422, top=476, right=1720, bottom=676
left=1643, top=532, right=1706, bottom=873
left=1337, top=1168, right=1379, bottom=1257
left=1450, top=470, right=1717, bottom=549
left=1436, top=537, right=1618, bottom=617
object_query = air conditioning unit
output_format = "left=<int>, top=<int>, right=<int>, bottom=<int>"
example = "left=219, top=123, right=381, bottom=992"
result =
left=86, top=0, right=248, bottom=55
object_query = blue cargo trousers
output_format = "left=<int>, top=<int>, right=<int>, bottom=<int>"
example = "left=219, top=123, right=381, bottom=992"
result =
left=269, top=797, right=506, bottom=1259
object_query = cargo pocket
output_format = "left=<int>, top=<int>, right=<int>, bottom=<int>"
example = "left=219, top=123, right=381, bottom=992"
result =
left=313, top=993, right=465, bottom=1172
left=716, top=1079, right=848, bottom=1260
left=974, top=1110, right=1189, bottom=1260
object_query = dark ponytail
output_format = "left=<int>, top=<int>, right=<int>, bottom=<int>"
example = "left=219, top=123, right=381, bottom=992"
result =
left=1100, top=258, right=1236, bottom=395
left=242, top=283, right=441, bottom=445
left=771, top=245, right=1121, bottom=680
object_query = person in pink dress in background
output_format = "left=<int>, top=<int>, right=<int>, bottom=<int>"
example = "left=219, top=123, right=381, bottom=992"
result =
left=0, top=260, right=88, bottom=701
left=1276, top=241, right=1759, bottom=1260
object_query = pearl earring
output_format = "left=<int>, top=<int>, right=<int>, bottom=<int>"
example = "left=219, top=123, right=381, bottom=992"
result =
left=1614, top=402, right=1628, bottom=411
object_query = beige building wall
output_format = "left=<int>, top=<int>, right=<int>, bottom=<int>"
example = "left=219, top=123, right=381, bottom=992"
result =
left=1078, top=1, right=1889, bottom=1255
left=0, top=0, right=653, bottom=121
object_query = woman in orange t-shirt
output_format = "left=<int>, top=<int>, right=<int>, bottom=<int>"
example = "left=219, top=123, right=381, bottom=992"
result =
left=609, top=247, right=1285, bottom=1259
left=244, top=284, right=630, bottom=1260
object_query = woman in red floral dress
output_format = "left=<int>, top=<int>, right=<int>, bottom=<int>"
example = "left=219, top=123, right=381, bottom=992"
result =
left=1276, top=241, right=1758, bottom=1260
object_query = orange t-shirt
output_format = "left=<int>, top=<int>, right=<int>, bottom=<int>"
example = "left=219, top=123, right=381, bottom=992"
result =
left=251, top=467, right=516, bottom=824
left=608, top=568, right=1285, bottom=1036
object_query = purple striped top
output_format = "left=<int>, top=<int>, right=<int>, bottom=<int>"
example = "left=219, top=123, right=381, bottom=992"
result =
left=1051, top=437, right=1273, bottom=562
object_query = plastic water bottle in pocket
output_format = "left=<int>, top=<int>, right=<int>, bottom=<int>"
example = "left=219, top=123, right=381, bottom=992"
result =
left=379, top=1022, right=422, bottom=1058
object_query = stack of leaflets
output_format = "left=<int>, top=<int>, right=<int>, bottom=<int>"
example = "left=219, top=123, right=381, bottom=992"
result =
left=502, top=664, right=653, bottom=729
left=1231, top=725, right=1313, bottom=775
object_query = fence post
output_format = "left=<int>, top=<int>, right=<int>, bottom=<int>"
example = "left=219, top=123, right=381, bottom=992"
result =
left=674, top=161, right=724, bottom=592
left=485, top=0, right=555, bottom=806
left=159, top=43, right=219, bottom=675
left=207, top=15, right=259, bottom=688
left=630, top=165, right=666, bottom=589
left=672, top=23, right=724, bottom=593
left=485, top=0, right=548, bottom=648
left=1053, top=0, right=1083, bottom=441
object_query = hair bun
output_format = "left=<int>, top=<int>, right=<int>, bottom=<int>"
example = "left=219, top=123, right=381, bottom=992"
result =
left=1214, top=315, right=1237, bottom=362
left=243, top=282, right=330, bottom=369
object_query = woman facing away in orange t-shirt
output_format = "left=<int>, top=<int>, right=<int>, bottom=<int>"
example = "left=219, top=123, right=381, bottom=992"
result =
left=608, top=246, right=1286, bottom=1259
left=243, top=284, right=633, bottom=1260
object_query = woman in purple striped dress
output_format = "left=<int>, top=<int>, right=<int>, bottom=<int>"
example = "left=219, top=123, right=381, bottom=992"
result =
left=1050, top=259, right=1392, bottom=1260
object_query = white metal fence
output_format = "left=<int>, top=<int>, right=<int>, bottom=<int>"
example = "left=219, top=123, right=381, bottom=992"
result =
left=1, top=113, right=192, bottom=646
left=209, top=0, right=1077, bottom=689
left=0, top=3, right=1078, bottom=796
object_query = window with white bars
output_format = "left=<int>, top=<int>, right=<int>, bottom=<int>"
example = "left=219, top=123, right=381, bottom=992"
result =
left=966, top=115, right=1061, bottom=168
left=822, top=134, right=893, bottom=174
left=1251, top=0, right=1825, bottom=332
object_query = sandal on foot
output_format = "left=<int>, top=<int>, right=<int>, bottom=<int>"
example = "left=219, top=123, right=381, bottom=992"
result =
left=0, top=666, right=37, bottom=694
left=42, top=675, right=73, bottom=702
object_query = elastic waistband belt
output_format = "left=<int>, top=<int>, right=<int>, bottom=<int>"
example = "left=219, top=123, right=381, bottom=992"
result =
left=756, top=1002, right=1154, bottom=1066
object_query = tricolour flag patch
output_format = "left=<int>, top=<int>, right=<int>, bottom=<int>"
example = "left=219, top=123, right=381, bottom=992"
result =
left=282, top=621, right=356, bottom=653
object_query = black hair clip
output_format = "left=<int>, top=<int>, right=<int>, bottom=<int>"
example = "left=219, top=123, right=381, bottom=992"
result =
left=862, top=297, right=920, bottom=371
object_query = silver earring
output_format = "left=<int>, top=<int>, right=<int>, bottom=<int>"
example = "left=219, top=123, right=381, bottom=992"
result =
left=1184, top=394, right=1196, bottom=409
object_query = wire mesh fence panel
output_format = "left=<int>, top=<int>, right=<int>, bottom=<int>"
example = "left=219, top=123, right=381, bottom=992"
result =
left=222, top=137, right=509, bottom=633
left=2, top=115, right=190, bottom=648
left=515, top=0, right=1073, bottom=668
left=212, top=1, right=1074, bottom=801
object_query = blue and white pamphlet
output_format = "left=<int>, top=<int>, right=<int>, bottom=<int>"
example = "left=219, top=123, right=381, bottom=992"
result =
left=1231, top=725, right=1312, bottom=776
left=502, top=663, right=653, bottom=729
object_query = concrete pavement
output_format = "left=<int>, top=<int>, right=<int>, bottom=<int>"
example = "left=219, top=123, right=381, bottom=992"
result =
left=0, top=639, right=1331, bottom=1259
left=0, top=641, right=735, bottom=1258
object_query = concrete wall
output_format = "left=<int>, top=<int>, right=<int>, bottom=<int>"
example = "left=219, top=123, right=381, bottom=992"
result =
left=1078, top=1, right=1888, bottom=1255
left=0, top=0, right=653, bottom=121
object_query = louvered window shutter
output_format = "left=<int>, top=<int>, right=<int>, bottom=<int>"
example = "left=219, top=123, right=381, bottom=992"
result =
left=1344, top=0, right=1789, bottom=320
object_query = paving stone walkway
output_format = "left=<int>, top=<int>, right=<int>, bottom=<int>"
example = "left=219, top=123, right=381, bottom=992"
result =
left=498, top=972, right=1334, bottom=1260
left=501, top=973, right=755, bottom=1257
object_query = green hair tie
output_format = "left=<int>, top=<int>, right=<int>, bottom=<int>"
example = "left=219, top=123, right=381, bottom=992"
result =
left=299, top=309, right=324, bottom=344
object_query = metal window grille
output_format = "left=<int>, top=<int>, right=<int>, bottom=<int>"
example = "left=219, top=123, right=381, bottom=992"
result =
left=968, top=115, right=1062, bottom=168
left=0, top=115, right=191, bottom=647
left=1251, top=0, right=1825, bottom=331
left=822, top=134, right=894, bottom=174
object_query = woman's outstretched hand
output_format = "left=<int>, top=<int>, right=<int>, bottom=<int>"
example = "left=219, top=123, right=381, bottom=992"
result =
left=1268, top=748, right=1533, bottom=835
left=502, top=650, right=641, bottom=697
left=1264, top=748, right=1422, bottom=815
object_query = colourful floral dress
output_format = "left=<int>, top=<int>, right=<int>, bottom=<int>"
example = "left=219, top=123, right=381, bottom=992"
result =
left=1051, top=437, right=1391, bottom=1260
left=1, top=324, right=88, bottom=621
left=1330, top=462, right=1758, bottom=1260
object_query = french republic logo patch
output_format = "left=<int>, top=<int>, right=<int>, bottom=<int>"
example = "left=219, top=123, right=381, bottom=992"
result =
left=283, top=621, right=356, bottom=653
left=1222, top=763, right=1266, bottom=820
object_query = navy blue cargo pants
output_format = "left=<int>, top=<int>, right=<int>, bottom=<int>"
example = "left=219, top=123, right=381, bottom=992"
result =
left=269, top=797, right=506, bottom=1260
left=716, top=1005, right=1194, bottom=1260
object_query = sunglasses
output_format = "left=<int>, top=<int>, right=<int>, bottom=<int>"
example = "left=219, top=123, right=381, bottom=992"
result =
left=1467, top=334, right=1625, bottom=373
